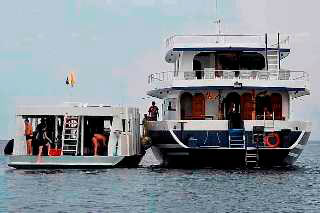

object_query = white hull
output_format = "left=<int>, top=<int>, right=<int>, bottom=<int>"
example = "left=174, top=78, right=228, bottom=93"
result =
left=8, top=155, right=143, bottom=169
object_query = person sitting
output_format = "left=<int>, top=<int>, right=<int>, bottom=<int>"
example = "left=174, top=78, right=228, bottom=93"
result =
left=92, top=133, right=108, bottom=156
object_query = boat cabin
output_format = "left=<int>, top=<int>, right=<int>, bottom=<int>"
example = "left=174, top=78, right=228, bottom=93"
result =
left=148, top=34, right=309, bottom=123
left=13, top=103, right=141, bottom=157
left=162, top=90, right=288, bottom=121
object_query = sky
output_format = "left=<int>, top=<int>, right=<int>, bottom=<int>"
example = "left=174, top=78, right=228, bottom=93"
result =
left=0, top=0, right=319, bottom=140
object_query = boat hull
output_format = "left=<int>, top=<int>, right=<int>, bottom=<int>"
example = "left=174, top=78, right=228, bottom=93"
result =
left=8, top=155, right=144, bottom=169
left=149, top=130, right=311, bottom=168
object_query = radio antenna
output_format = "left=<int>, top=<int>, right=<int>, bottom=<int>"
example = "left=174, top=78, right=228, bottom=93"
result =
left=214, top=0, right=223, bottom=43
left=214, top=0, right=222, bottom=35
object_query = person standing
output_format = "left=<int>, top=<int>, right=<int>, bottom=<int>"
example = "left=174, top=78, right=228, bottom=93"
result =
left=148, top=101, right=159, bottom=121
left=24, top=119, right=33, bottom=155
left=36, top=124, right=52, bottom=157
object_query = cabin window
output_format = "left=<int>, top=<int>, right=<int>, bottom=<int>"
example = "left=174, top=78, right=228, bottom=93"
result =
left=256, top=94, right=272, bottom=120
left=192, top=52, right=265, bottom=73
left=217, top=53, right=239, bottom=70
left=193, top=52, right=215, bottom=79
left=167, top=98, right=177, bottom=111
left=239, top=53, right=265, bottom=70
left=193, top=59, right=202, bottom=79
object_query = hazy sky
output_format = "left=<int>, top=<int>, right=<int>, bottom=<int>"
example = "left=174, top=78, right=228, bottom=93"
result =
left=0, top=0, right=319, bottom=139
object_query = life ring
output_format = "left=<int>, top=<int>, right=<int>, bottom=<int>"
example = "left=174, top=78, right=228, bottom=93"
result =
left=264, top=133, right=280, bottom=148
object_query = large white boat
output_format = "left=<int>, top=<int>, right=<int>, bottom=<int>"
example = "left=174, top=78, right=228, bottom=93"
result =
left=9, top=103, right=144, bottom=169
left=146, top=33, right=311, bottom=167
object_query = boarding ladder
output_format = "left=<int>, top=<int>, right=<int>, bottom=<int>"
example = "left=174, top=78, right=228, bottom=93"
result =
left=245, top=146, right=259, bottom=167
left=62, top=115, right=80, bottom=155
left=246, top=126, right=264, bottom=167
left=228, top=129, right=245, bottom=148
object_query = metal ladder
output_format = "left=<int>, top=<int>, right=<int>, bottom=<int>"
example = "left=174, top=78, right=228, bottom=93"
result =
left=267, top=50, right=279, bottom=71
left=246, top=126, right=264, bottom=167
left=245, top=146, right=259, bottom=167
left=62, top=115, right=80, bottom=155
left=228, top=129, right=245, bottom=148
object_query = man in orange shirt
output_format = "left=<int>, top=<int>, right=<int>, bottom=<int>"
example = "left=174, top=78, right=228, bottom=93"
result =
left=24, top=119, right=33, bottom=155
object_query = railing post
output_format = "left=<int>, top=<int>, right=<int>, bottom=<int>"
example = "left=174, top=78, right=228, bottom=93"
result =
left=278, top=32, right=281, bottom=70
left=265, top=33, right=268, bottom=71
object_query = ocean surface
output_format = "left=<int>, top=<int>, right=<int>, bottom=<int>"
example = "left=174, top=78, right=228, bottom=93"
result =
left=0, top=140, right=320, bottom=213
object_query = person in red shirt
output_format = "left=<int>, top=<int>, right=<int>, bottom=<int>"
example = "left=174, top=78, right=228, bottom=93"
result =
left=148, top=101, right=159, bottom=121
left=92, top=133, right=108, bottom=156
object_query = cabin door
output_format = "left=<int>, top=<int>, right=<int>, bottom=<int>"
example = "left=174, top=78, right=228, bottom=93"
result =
left=241, top=93, right=253, bottom=120
left=192, top=93, right=205, bottom=119
left=225, top=92, right=241, bottom=119
left=271, top=93, right=282, bottom=120
left=180, top=93, right=193, bottom=120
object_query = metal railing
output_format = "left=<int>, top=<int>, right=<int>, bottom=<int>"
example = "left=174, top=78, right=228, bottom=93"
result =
left=165, top=34, right=290, bottom=49
left=148, top=70, right=309, bottom=84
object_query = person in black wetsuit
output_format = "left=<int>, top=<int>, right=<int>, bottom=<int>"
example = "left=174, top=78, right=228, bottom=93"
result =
left=35, top=122, right=52, bottom=156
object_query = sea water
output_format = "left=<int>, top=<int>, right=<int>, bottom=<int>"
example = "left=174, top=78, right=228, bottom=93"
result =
left=0, top=140, right=320, bottom=212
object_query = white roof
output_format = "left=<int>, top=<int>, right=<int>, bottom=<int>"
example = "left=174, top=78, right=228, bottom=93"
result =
left=16, top=103, right=137, bottom=117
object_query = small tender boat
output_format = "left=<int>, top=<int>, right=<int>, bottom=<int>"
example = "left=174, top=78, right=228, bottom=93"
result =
left=9, top=103, right=144, bottom=169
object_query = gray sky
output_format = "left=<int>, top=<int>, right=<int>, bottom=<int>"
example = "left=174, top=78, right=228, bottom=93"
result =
left=0, top=0, right=318, bottom=139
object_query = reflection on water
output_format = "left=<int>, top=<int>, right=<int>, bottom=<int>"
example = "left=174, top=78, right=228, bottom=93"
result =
left=0, top=141, right=320, bottom=212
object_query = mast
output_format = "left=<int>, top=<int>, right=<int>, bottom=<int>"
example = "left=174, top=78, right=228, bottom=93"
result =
left=214, top=0, right=222, bottom=42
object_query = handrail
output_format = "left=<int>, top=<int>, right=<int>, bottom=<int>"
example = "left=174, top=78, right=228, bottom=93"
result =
left=166, top=34, right=290, bottom=49
left=148, top=70, right=308, bottom=84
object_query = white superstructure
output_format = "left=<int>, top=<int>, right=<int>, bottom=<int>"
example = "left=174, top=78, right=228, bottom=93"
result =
left=146, top=33, right=312, bottom=167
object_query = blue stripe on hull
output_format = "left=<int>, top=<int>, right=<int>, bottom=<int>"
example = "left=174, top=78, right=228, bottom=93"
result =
left=149, top=130, right=302, bottom=148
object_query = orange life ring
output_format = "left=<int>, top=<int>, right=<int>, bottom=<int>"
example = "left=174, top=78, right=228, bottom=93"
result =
left=264, top=133, right=280, bottom=148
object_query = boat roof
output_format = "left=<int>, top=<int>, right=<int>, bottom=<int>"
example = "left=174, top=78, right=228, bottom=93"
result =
left=165, top=34, right=290, bottom=62
left=16, top=103, right=137, bottom=117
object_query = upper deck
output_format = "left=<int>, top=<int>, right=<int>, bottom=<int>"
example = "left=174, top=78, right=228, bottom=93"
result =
left=146, top=33, right=310, bottom=98
left=147, top=69, right=310, bottom=98
left=165, top=34, right=290, bottom=63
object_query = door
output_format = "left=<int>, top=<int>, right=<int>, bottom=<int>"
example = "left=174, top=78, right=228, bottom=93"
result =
left=192, top=93, right=205, bottom=119
left=271, top=93, right=282, bottom=120
left=241, top=93, right=253, bottom=120
left=180, top=93, right=193, bottom=120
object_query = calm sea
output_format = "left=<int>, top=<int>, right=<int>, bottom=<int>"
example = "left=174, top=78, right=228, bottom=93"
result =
left=0, top=140, right=320, bottom=213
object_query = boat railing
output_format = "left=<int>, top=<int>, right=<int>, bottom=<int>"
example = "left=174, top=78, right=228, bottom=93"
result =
left=148, top=70, right=308, bottom=84
left=166, top=34, right=290, bottom=49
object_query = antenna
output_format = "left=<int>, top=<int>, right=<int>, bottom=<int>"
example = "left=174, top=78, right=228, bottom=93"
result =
left=214, top=0, right=222, bottom=42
